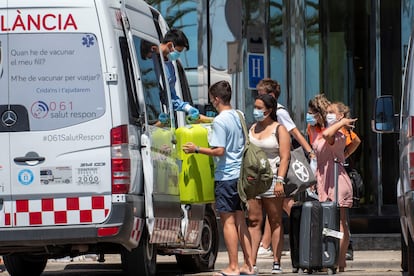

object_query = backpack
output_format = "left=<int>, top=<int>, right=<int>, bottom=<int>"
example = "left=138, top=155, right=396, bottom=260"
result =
left=235, top=111, right=273, bottom=203
left=347, top=168, right=364, bottom=207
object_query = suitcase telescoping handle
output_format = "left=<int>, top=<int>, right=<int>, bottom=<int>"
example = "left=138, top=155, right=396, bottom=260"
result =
left=334, top=157, right=340, bottom=206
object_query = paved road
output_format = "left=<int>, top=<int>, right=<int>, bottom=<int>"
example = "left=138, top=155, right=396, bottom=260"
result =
left=0, top=250, right=403, bottom=275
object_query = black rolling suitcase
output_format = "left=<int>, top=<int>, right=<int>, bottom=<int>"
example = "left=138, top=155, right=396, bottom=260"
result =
left=289, top=188, right=319, bottom=272
left=290, top=158, right=341, bottom=274
left=289, top=202, right=302, bottom=272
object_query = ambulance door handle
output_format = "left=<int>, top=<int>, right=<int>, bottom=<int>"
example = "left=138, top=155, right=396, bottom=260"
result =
left=14, top=156, right=45, bottom=165
left=14, top=151, right=45, bottom=165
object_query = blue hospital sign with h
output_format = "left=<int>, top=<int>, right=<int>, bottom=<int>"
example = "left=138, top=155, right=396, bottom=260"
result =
left=248, top=53, right=265, bottom=90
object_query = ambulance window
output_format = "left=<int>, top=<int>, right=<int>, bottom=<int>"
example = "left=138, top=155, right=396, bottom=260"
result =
left=8, top=33, right=105, bottom=131
left=176, top=60, right=193, bottom=106
left=119, top=37, right=140, bottom=124
left=133, top=36, right=169, bottom=125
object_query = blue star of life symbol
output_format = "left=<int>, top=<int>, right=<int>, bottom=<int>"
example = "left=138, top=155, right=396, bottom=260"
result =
left=82, top=35, right=95, bottom=47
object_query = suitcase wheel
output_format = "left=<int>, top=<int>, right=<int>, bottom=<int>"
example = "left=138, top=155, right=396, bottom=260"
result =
left=327, top=267, right=336, bottom=275
left=299, top=268, right=313, bottom=274
left=297, top=268, right=306, bottom=274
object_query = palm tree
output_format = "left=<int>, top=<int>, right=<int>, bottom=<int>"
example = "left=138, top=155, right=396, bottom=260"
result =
left=145, top=0, right=198, bottom=28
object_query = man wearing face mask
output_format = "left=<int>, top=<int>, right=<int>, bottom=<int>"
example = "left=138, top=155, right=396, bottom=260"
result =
left=145, top=29, right=201, bottom=124
left=183, top=81, right=256, bottom=276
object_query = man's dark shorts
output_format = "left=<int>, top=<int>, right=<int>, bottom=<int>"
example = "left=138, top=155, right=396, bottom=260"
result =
left=215, top=179, right=242, bottom=213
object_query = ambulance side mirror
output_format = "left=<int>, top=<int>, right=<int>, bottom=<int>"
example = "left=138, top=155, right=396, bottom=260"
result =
left=372, top=95, right=397, bottom=133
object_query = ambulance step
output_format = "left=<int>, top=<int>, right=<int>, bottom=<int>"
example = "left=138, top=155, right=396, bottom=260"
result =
left=160, top=248, right=208, bottom=255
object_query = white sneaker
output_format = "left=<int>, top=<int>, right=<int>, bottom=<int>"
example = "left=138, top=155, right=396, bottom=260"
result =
left=257, top=245, right=273, bottom=256
left=271, top=262, right=283, bottom=274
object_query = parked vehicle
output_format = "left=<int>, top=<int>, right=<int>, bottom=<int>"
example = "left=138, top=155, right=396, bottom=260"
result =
left=0, top=1, right=218, bottom=276
left=372, top=31, right=414, bottom=274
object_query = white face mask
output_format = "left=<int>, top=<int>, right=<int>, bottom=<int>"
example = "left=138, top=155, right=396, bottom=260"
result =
left=326, top=113, right=338, bottom=126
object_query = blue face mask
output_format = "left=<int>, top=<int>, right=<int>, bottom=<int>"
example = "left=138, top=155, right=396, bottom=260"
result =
left=306, top=113, right=317, bottom=126
left=253, top=109, right=266, bottom=122
left=168, top=50, right=181, bottom=61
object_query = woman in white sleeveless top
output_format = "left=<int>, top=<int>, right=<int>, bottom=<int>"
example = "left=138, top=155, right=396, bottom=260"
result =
left=247, top=94, right=291, bottom=274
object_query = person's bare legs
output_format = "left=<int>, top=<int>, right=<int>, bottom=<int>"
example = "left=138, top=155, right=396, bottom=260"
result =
left=235, top=210, right=255, bottom=274
left=217, top=211, right=241, bottom=275
left=247, top=198, right=264, bottom=266
left=262, top=197, right=284, bottom=264
left=260, top=216, right=272, bottom=249
left=259, top=194, right=295, bottom=255
left=338, top=207, right=350, bottom=271
left=283, top=197, right=294, bottom=216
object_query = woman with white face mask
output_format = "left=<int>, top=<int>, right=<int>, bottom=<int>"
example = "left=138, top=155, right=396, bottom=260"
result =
left=247, top=94, right=291, bottom=274
left=307, top=97, right=357, bottom=272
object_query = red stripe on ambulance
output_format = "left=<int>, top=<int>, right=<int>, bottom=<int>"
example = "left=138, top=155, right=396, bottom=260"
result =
left=3, top=195, right=110, bottom=226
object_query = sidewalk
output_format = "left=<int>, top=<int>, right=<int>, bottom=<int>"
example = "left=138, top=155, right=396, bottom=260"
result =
left=212, top=250, right=401, bottom=275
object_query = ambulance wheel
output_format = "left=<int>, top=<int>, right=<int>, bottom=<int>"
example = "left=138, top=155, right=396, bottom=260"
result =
left=121, top=227, right=157, bottom=276
left=176, top=206, right=219, bottom=272
left=3, top=254, right=47, bottom=276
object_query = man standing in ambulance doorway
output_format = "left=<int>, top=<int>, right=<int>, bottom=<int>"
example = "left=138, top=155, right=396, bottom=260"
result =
left=141, top=29, right=211, bottom=124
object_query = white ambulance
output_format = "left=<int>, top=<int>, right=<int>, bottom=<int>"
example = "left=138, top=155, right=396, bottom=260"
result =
left=0, top=1, right=218, bottom=275
left=373, top=30, right=414, bottom=274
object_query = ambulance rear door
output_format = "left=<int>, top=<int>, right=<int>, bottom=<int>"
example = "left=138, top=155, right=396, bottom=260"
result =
left=5, top=1, right=113, bottom=228
left=122, top=2, right=182, bottom=243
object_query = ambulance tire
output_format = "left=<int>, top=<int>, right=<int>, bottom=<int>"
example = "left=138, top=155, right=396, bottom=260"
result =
left=176, top=206, right=219, bottom=272
left=3, top=254, right=47, bottom=276
left=121, top=226, right=157, bottom=276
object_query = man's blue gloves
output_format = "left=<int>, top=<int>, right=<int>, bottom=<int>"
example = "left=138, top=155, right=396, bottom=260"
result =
left=158, top=104, right=200, bottom=125
left=181, top=104, right=200, bottom=124
left=158, top=113, right=169, bottom=124
left=186, top=107, right=200, bottom=123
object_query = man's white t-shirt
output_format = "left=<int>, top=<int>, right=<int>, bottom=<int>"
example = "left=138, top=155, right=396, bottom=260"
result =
left=276, top=103, right=296, bottom=132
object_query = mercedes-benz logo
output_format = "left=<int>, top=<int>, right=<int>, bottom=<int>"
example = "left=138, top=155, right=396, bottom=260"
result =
left=2, top=110, right=18, bottom=127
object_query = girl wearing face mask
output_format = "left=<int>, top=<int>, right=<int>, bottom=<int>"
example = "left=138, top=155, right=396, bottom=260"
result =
left=306, top=94, right=331, bottom=142
left=308, top=97, right=357, bottom=272
left=306, top=94, right=331, bottom=190
left=247, top=94, right=291, bottom=274
left=330, top=102, right=361, bottom=262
